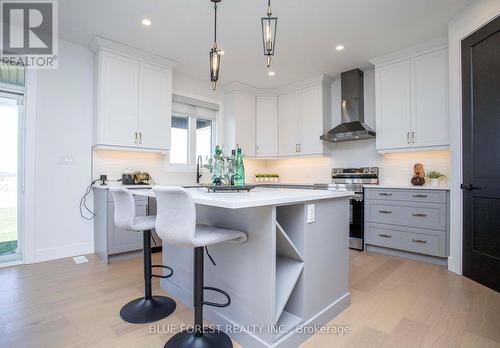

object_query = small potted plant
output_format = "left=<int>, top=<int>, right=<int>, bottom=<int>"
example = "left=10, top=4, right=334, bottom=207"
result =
left=273, top=174, right=280, bottom=183
left=426, top=171, right=446, bottom=188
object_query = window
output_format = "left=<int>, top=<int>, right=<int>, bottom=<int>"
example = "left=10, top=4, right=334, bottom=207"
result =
left=168, top=114, right=215, bottom=170
left=168, top=95, right=219, bottom=171
left=170, top=116, right=189, bottom=164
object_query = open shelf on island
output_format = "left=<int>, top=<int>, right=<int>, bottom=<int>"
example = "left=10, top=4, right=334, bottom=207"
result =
left=275, top=256, right=304, bottom=323
left=272, top=310, right=303, bottom=341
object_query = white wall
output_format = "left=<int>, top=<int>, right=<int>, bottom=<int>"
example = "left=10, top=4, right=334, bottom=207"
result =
left=28, top=40, right=94, bottom=262
left=447, top=0, right=500, bottom=275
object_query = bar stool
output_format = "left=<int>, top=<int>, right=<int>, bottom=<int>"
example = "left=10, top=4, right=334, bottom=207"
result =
left=109, top=187, right=176, bottom=324
left=153, top=186, right=247, bottom=348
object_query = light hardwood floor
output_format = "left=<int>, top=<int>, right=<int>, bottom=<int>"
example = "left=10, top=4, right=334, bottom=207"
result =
left=0, top=250, right=499, bottom=348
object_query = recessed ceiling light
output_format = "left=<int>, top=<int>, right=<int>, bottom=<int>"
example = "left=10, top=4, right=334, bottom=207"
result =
left=268, top=71, right=275, bottom=76
left=336, top=45, right=344, bottom=51
left=142, top=19, right=152, bottom=26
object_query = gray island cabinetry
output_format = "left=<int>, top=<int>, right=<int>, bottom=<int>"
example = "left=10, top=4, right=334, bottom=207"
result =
left=133, top=187, right=352, bottom=348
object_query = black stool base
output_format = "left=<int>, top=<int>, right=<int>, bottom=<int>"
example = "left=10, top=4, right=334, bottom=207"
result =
left=164, top=330, right=232, bottom=348
left=120, top=296, right=176, bottom=324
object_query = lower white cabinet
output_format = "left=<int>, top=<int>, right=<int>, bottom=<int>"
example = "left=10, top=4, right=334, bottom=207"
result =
left=256, top=96, right=278, bottom=156
left=373, top=47, right=449, bottom=153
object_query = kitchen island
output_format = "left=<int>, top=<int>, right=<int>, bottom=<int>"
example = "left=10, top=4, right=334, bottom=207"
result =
left=133, top=187, right=352, bottom=348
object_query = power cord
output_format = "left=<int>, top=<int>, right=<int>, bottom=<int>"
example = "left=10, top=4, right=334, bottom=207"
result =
left=80, top=180, right=98, bottom=220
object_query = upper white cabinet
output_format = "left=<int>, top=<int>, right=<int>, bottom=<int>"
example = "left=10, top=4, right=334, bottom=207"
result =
left=224, top=91, right=256, bottom=156
left=98, top=52, right=139, bottom=148
left=278, top=91, right=300, bottom=156
left=278, top=82, right=331, bottom=156
left=225, top=75, right=332, bottom=158
left=373, top=47, right=449, bottom=153
left=91, top=37, right=175, bottom=151
left=138, top=63, right=173, bottom=150
left=256, top=96, right=278, bottom=156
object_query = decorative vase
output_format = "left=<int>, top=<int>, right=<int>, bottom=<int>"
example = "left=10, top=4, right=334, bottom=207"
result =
left=430, top=178, right=440, bottom=188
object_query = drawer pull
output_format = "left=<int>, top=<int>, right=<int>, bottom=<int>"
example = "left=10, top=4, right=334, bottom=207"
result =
left=379, top=210, right=392, bottom=214
left=412, top=239, right=427, bottom=244
left=379, top=193, right=392, bottom=196
left=412, top=213, right=427, bottom=217
left=379, top=233, right=392, bottom=238
left=412, top=194, right=428, bottom=198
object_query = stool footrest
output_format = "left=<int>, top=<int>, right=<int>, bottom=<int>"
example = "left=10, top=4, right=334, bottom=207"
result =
left=152, top=265, right=174, bottom=279
left=203, top=286, right=231, bottom=308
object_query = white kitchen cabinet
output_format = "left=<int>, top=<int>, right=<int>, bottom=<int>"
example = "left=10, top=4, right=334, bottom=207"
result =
left=138, top=63, right=172, bottom=150
left=374, top=48, right=449, bottom=153
left=410, top=49, right=449, bottom=148
left=375, top=60, right=412, bottom=150
left=224, top=91, right=256, bottom=156
left=278, top=91, right=300, bottom=156
left=300, top=85, right=328, bottom=155
left=278, top=81, right=332, bottom=156
left=256, top=96, right=278, bottom=156
left=98, top=52, right=139, bottom=147
left=93, top=47, right=173, bottom=152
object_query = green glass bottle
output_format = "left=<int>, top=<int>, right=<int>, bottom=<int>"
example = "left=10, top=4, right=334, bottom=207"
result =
left=233, top=146, right=245, bottom=186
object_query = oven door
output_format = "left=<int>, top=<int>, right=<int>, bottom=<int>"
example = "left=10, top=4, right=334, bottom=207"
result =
left=349, top=197, right=364, bottom=251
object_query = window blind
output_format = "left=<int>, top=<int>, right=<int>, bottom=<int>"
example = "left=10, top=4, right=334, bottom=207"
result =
left=172, top=94, right=219, bottom=120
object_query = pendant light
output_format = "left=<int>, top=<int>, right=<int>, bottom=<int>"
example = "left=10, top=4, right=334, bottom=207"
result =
left=209, top=0, right=222, bottom=90
left=261, top=0, right=277, bottom=68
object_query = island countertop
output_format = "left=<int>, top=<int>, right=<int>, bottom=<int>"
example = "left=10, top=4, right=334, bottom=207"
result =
left=131, top=187, right=353, bottom=209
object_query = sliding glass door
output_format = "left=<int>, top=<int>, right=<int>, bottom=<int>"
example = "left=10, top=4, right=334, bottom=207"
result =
left=0, top=93, right=23, bottom=262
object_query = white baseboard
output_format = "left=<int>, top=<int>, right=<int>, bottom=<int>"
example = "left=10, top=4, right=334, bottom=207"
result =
left=33, top=242, right=94, bottom=263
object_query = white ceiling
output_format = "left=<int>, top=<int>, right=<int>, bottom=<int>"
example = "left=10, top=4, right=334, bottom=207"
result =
left=59, top=0, right=472, bottom=89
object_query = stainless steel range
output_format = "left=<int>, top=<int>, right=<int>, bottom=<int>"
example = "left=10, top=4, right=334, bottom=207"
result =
left=315, top=167, right=379, bottom=251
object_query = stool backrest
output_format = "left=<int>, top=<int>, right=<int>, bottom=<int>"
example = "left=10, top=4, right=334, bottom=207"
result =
left=153, top=186, right=197, bottom=247
left=109, top=187, right=136, bottom=230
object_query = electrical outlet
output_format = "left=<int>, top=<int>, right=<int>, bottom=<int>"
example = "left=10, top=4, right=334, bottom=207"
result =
left=57, top=155, right=75, bottom=165
left=307, top=204, right=315, bottom=223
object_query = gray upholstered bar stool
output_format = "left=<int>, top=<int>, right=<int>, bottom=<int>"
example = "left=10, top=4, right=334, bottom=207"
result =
left=109, top=187, right=176, bottom=324
left=153, top=186, right=247, bottom=348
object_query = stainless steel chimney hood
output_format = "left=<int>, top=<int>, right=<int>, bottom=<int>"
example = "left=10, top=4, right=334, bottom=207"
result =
left=320, top=68, right=375, bottom=142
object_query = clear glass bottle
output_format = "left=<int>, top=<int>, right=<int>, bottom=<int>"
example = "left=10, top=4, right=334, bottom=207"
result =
left=233, top=146, right=245, bottom=186
left=212, top=145, right=223, bottom=185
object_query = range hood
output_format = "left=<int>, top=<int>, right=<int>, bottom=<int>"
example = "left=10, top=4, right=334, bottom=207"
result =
left=320, top=68, right=375, bottom=142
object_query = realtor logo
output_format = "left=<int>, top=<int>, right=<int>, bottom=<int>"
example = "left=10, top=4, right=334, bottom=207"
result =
left=1, top=0, right=58, bottom=68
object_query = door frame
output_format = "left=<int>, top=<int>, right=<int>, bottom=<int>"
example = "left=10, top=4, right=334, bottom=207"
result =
left=448, top=6, right=500, bottom=275
left=0, top=91, right=24, bottom=265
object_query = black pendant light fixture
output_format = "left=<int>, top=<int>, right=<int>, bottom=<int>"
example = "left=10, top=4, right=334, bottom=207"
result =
left=209, top=0, right=222, bottom=90
left=261, top=0, right=277, bottom=68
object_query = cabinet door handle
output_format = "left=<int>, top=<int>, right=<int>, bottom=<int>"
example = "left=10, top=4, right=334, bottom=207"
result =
left=139, top=132, right=142, bottom=144
left=412, top=213, right=427, bottom=217
left=407, top=132, right=410, bottom=144
left=379, top=233, right=392, bottom=238
left=379, top=193, right=392, bottom=196
left=134, top=132, right=138, bottom=144
left=412, top=239, right=427, bottom=244
left=296, top=144, right=299, bottom=153
left=379, top=210, right=392, bottom=214
left=299, top=144, right=302, bottom=152
left=256, top=146, right=260, bottom=154
left=411, top=131, right=415, bottom=144
left=412, top=194, right=428, bottom=198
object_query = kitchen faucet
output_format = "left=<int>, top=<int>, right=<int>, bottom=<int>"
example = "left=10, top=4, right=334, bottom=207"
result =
left=196, top=155, right=203, bottom=184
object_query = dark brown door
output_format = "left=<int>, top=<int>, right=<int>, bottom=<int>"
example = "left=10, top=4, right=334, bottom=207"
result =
left=462, top=16, right=500, bottom=292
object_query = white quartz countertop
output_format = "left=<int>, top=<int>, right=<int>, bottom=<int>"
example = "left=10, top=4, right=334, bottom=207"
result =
left=364, top=184, right=450, bottom=191
left=131, top=187, right=353, bottom=209
left=93, top=184, right=153, bottom=189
